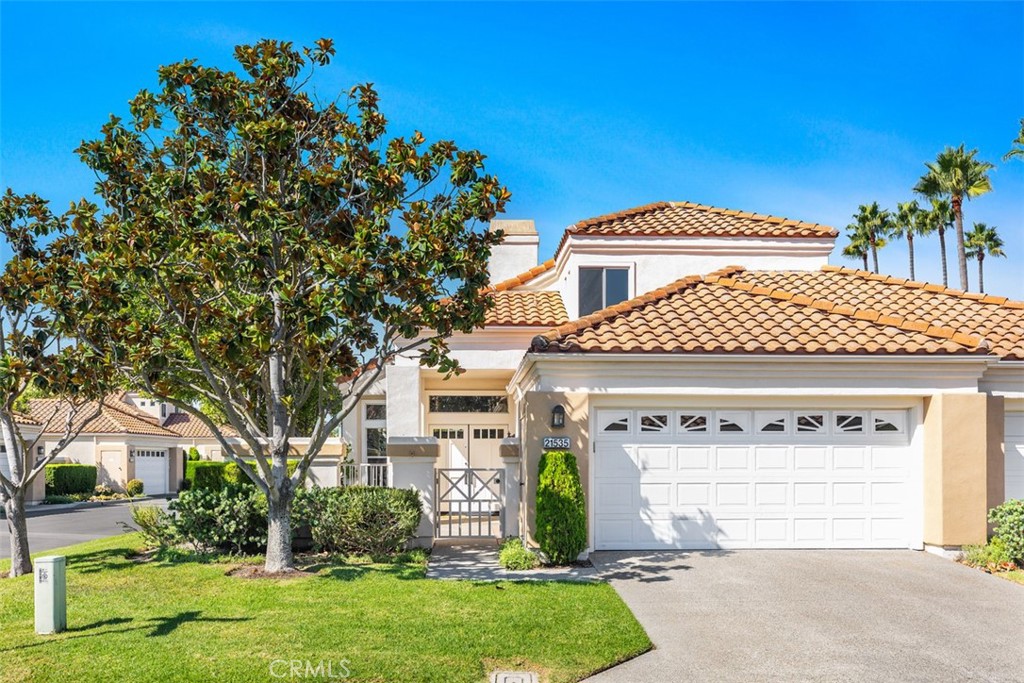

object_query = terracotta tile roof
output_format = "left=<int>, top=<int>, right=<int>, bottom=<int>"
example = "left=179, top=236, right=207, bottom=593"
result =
left=565, top=202, right=838, bottom=241
left=163, top=412, right=235, bottom=439
left=485, top=290, right=568, bottom=327
left=489, top=259, right=557, bottom=291
left=28, top=394, right=179, bottom=437
left=531, top=266, right=985, bottom=356
left=730, top=266, right=1024, bottom=360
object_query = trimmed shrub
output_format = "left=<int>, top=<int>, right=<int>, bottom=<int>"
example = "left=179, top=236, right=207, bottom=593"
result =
left=45, top=464, right=97, bottom=496
left=989, top=499, right=1024, bottom=564
left=535, top=450, right=587, bottom=565
left=125, top=479, right=144, bottom=497
left=499, top=537, right=540, bottom=570
left=296, top=486, right=422, bottom=557
left=169, top=486, right=268, bottom=554
left=184, top=461, right=228, bottom=491
left=94, top=484, right=115, bottom=497
left=186, top=447, right=202, bottom=462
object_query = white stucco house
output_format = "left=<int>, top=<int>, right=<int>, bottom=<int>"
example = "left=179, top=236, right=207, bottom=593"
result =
left=343, top=200, right=1024, bottom=554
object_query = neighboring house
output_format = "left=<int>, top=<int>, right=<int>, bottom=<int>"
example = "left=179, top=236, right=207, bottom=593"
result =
left=23, top=392, right=345, bottom=501
left=343, top=201, right=1024, bottom=554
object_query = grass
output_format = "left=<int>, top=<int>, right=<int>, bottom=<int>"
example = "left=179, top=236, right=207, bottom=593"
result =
left=0, top=535, right=650, bottom=683
left=996, top=569, right=1024, bottom=586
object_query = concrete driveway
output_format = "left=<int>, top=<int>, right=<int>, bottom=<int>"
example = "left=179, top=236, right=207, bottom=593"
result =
left=587, top=550, right=1024, bottom=683
left=0, top=500, right=169, bottom=559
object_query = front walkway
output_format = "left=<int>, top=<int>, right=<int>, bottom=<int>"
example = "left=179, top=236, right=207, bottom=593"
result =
left=426, top=540, right=599, bottom=582
left=585, top=549, right=1024, bottom=683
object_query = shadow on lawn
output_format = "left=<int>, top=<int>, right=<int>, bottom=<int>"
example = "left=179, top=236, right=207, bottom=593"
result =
left=322, top=563, right=425, bottom=582
left=0, top=611, right=251, bottom=652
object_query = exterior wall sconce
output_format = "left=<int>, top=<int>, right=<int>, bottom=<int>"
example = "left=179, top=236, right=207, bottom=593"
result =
left=551, top=405, right=566, bottom=429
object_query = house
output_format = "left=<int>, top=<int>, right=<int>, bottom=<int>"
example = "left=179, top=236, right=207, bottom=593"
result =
left=19, top=392, right=346, bottom=501
left=343, top=201, right=1024, bottom=554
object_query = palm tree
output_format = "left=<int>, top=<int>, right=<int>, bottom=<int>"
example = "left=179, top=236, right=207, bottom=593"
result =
left=923, top=198, right=954, bottom=286
left=848, top=202, right=891, bottom=273
left=892, top=200, right=931, bottom=281
left=1005, top=118, right=1024, bottom=162
left=913, top=145, right=994, bottom=291
left=842, top=226, right=871, bottom=271
left=965, top=222, right=1005, bottom=293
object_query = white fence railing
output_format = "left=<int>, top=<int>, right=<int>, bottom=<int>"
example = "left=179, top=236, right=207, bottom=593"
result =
left=341, top=463, right=391, bottom=488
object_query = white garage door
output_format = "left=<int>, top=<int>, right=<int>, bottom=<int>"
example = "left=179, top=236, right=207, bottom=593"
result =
left=133, top=449, right=168, bottom=495
left=593, top=408, right=914, bottom=550
left=1006, top=412, right=1024, bottom=502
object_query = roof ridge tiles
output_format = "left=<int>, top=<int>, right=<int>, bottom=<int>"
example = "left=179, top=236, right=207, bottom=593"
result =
left=488, top=259, right=557, bottom=292
left=821, top=265, right=1024, bottom=310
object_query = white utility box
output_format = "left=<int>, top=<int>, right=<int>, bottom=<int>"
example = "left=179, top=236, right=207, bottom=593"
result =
left=34, top=555, right=66, bottom=634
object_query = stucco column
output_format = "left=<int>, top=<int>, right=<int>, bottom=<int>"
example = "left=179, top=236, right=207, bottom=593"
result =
left=922, top=393, right=1002, bottom=548
left=385, top=364, right=422, bottom=437
left=499, top=438, right=522, bottom=538
left=387, top=436, right=439, bottom=548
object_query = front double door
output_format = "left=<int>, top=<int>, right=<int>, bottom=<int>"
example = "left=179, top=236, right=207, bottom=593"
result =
left=431, top=424, right=506, bottom=470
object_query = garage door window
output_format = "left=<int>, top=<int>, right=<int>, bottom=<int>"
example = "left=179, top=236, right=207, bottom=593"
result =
left=756, top=411, right=788, bottom=434
left=796, top=413, right=826, bottom=433
left=716, top=411, right=750, bottom=434
left=639, top=413, right=670, bottom=433
left=835, top=413, right=866, bottom=433
left=872, top=411, right=906, bottom=434
left=599, top=411, right=631, bottom=434
left=678, top=414, right=709, bottom=433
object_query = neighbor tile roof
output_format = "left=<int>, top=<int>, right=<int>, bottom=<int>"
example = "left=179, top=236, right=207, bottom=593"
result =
left=28, top=394, right=179, bottom=437
left=730, top=266, right=1024, bottom=360
left=531, top=266, right=986, bottom=356
left=163, top=412, right=235, bottom=439
left=485, top=290, right=568, bottom=327
left=565, top=202, right=839, bottom=241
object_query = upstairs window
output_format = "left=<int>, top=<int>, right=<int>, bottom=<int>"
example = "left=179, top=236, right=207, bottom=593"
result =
left=579, top=267, right=629, bottom=317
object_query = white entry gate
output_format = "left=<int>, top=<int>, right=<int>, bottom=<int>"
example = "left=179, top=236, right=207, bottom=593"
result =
left=435, top=468, right=503, bottom=538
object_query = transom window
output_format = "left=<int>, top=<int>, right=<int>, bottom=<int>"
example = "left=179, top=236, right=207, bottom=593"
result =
left=579, top=267, right=630, bottom=317
left=428, top=395, right=508, bottom=413
left=433, top=428, right=465, bottom=439
left=472, top=428, right=506, bottom=440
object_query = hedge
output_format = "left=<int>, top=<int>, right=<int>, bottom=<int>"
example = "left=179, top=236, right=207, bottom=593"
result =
left=45, top=464, right=97, bottom=496
left=185, top=459, right=300, bottom=490
left=184, top=461, right=228, bottom=490
left=535, top=450, right=587, bottom=565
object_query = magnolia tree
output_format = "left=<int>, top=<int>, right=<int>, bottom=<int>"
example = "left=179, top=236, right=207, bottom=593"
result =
left=60, top=39, right=509, bottom=573
left=0, top=192, right=109, bottom=576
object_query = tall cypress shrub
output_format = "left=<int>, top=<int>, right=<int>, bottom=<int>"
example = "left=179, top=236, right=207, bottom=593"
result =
left=535, top=450, right=587, bottom=564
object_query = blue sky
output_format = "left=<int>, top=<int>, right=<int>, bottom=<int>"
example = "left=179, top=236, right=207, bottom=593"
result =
left=2, top=1, right=1022, bottom=296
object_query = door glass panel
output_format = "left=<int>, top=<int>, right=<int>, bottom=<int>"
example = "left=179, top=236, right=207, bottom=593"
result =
left=366, top=427, right=387, bottom=463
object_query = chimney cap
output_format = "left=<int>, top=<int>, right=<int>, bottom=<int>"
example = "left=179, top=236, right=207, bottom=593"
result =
left=489, top=219, right=536, bottom=235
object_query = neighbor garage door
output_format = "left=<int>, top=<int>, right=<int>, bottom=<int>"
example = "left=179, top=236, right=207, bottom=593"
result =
left=593, top=408, right=914, bottom=550
left=1005, top=411, right=1024, bottom=502
left=132, top=449, right=168, bottom=495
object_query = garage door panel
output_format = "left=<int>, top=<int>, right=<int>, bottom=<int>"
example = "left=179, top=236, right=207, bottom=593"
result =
left=1005, top=412, right=1024, bottom=502
left=678, top=447, right=710, bottom=469
left=594, top=407, right=914, bottom=550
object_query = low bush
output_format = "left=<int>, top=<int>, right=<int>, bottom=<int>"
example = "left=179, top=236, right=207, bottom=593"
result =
left=297, top=486, right=422, bottom=557
left=169, top=486, right=268, bottom=554
left=499, top=537, right=540, bottom=570
left=186, top=447, right=201, bottom=462
left=42, top=493, right=89, bottom=505
left=988, top=499, right=1024, bottom=564
left=184, top=461, right=228, bottom=491
left=94, top=484, right=115, bottom=497
left=45, top=464, right=97, bottom=496
left=125, top=479, right=144, bottom=497
left=960, top=537, right=1016, bottom=573
left=224, top=460, right=300, bottom=487
left=125, top=504, right=178, bottom=550
left=535, top=450, right=587, bottom=565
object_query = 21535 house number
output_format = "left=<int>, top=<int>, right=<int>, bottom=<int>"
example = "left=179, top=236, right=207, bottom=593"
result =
left=542, top=436, right=571, bottom=450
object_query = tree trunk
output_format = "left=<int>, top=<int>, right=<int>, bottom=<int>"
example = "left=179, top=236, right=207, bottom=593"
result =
left=862, top=253, right=869, bottom=271
left=4, top=492, right=32, bottom=577
left=264, top=487, right=294, bottom=573
left=952, top=195, right=968, bottom=291
left=907, top=234, right=915, bottom=281
left=871, top=243, right=879, bottom=274
left=938, top=227, right=948, bottom=286
left=978, top=253, right=985, bottom=294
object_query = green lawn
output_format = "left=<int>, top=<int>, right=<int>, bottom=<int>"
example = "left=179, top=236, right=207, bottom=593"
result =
left=0, top=535, right=650, bottom=683
left=997, top=569, right=1024, bottom=586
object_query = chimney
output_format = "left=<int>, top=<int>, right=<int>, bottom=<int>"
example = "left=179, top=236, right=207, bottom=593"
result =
left=488, top=220, right=539, bottom=284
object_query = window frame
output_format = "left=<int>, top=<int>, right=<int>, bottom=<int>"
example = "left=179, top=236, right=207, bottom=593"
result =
left=578, top=266, right=632, bottom=317
left=363, top=401, right=387, bottom=464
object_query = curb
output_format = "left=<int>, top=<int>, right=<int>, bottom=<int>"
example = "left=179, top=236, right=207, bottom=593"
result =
left=3, top=495, right=173, bottom=518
